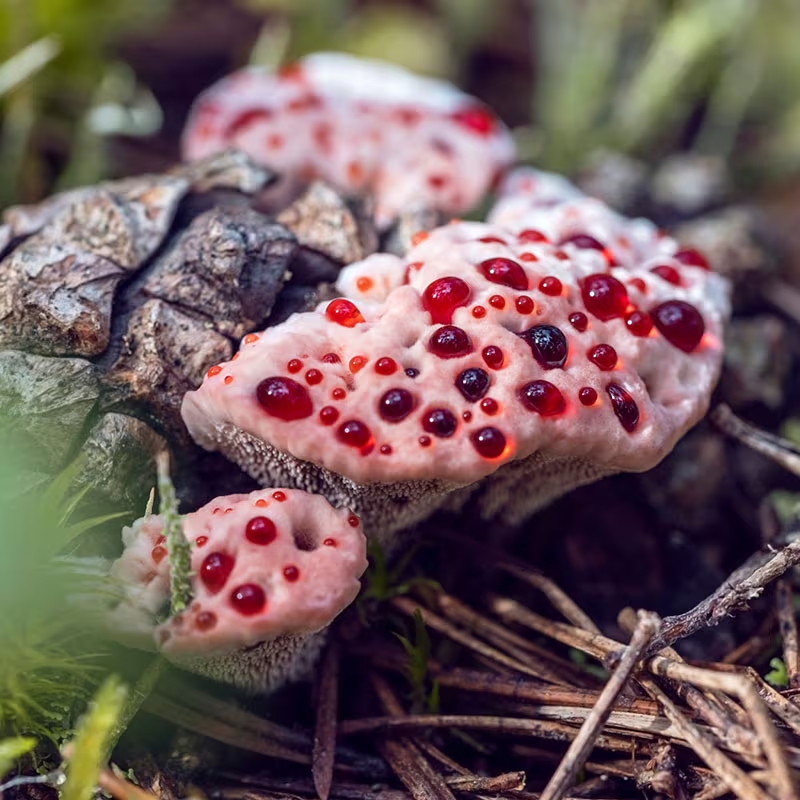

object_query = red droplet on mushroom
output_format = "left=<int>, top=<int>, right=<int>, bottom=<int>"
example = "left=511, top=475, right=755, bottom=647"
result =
left=349, top=356, right=367, bottom=373
left=651, top=265, right=682, bottom=285
left=606, top=384, right=640, bottom=432
left=322, top=352, right=341, bottom=364
left=451, top=105, right=496, bottom=135
left=515, top=296, right=534, bottom=314
left=195, top=611, right=217, bottom=631
left=588, top=344, right=618, bottom=371
left=479, top=235, right=507, bottom=245
left=472, top=305, right=487, bottom=318
left=471, top=427, right=506, bottom=458
left=375, top=357, right=398, bottom=375
left=489, top=295, right=505, bottom=309
left=518, top=229, right=548, bottom=243
left=629, top=278, right=647, bottom=293
left=255, top=499, right=268, bottom=507
left=463, top=410, right=472, bottom=421
left=230, top=583, right=266, bottom=615
left=561, top=233, right=605, bottom=251
left=207, top=365, right=222, bottom=379
left=578, top=387, right=598, bottom=406
left=625, top=309, right=653, bottom=336
left=201, top=552, right=235, bottom=594
left=246, top=516, right=277, bottom=545
left=520, top=252, right=538, bottom=262
left=422, top=277, right=471, bottom=324
left=323, top=538, right=337, bottom=547
left=356, top=276, right=374, bottom=293
left=257, top=377, right=313, bottom=421
left=479, top=258, right=528, bottom=290
left=480, top=398, right=499, bottom=415
left=518, top=380, right=566, bottom=416
left=568, top=312, right=588, bottom=332
left=674, top=248, right=710, bottom=270
left=380, top=444, right=392, bottom=455
left=272, top=491, right=287, bottom=502
left=539, top=276, right=563, bottom=296
left=287, top=359, right=303, bottom=373
left=319, top=406, right=339, bottom=425
left=519, top=324, right=568, bottom=369
left=283, top=565, right=300, bottom=582
left=337, top=419, right=374, bottom=452
left=482, top=345, right=504, bottom=369
left=651, top=300, right=705, bottom=353
left=428, top=326, right=473, bottom=358
left=332, top=387, right=346, bottom=400
left=423, top=408, right=458, bottom=437
left=151, top=545, right=167, bottom=564
left=379, top=388, right=415, bottom=422
left=196, top=535, right=208, bottom=547
left=456, top=368, right=490, bottom=401
left=305, top=369, right=323, bottom=385
left=581, top=274, right=629, bottom=321
left=225, top=108, right=273, bottom=138
left=405, top=367, right=419, bottom=378
left=326, top=298, right=365, bottom=327
left=348, top=514, right=360, bottom=527
left=418, top=435, right=431, bottom=447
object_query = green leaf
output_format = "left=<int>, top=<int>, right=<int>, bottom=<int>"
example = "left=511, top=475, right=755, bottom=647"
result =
left=765, top=657, right=789, bottom=688
left=61, top=675, right=127, bottom=800
left=0, top=736, right=36, bottom=778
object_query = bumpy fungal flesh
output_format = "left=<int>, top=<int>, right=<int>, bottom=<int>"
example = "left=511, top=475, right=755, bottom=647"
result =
left=182, top=52, right=515, bottom=228
left=107, top=488, right=367, bottom=691
left=182, top=170, right=729, bottom=538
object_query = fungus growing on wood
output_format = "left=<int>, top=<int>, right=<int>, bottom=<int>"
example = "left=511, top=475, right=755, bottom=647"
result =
left=182, top=52, right=516, bottom=228
left=107, top=488, right=367, bottom=690
left=182, top=170, right=729, bottom=539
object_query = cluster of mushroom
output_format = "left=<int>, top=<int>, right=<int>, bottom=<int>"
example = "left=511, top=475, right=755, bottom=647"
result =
left=182, top=52, right=516, bottom=228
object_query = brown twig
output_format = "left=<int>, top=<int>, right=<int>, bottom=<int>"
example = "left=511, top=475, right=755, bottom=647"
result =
left=313, top=641, right=340, bottom=800
left=777, top=577, right=800, bottom=689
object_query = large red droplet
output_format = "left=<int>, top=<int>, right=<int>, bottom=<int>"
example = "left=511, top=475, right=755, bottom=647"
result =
left=588, top=344, right=618, bottom=371
left=428, top=326, right=473, bottom=359
left=561, top=233, right=605, bottom=251
left=319, top=406, right=339, bottom=425
left=651, top=300, right=705, bottom=352
left=246, top=516, right=277, bottom=545
left=518, top=381, right=566, bottom=416
left=230, top=583, right=266, bottom=615
left=581, top=274, right=629, bottom=321
left=471, top=427, right=506, bottom=459
left=482, top=345, right=504, bottom=369
left=336, top=419, right=374, bottom=451
left=578, top=387, right=598, bottom=406
left=379, top=388, right=415, bottom=422
left=569, top=312, right=588, bottom=332
left=200, top=552, right=235, bottom=594
left=455, top=368, right=490, bottom=402
left=375, top=357, right=398, bottom=375
left=422, top=277, right=471, bottom=324
left=606, top=384, right=640, bottom=432
left=479, top=258, right=528, bottom=290
left=538, top=276, right=562, bottom=296
left=518, top=325, right=568, bottom=369
left=674, top=248, right=710, bottom=270
left=256, top=377, right=313, bottom=421
left=283, top=565, right=300, bottom=582
left=423, top=408, right=458, bottom=438
left=625, top=309, right=653, bottom=337
left=326, top=298, right=365, bottom=327
left=451, top=105, right=496, bottom=135
left=651, top=265, right=681, bottom=285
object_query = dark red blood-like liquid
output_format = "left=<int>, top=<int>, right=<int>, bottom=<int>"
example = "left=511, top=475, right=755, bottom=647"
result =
left=538, top=276, right=563, bottom=296
left=578, top=387, right=598, bottom=406
left=581, top=274, right=629, bottom=321
left=326, top=298, right=365, bottom=327
left=423, top=408, right=458, bottom=437
left=246, top=516, right=277, bottom=545
left=479, top=258, right=528, bottom=290
left=455, top=368, right=490, bottom=402
left=200, top=552, right=235, bottom=594
left=588, top=344, right=618, bottom=370
left=482, top=345, right=504, bottom=369
left=518, top=229, right=548, bottom=243
left=515, top=296, right=534, bottom=314
left=568, top=312, right=588, bottom=332
left=195, top=611, right=217, bottom=631
left=471, top=427, right=507, bottom=458
left=337, top=420, right=374, bottom=451
left=651, top=265, right=682, bottom=285
left=518, top=380, right=566, bottom=416
left=375, top=357, right=398, bottom=375
left=379, top=388, right=415, bottom=422
left=257, top=377, right=313, bottom=420
left=283, top=565, right=300, bottom=582
left=651, top=300, right=705, bottom=352
left=428, top=326, right=473, bottom=358
left=674, top=248, right=710, bottom=270
left=230, top=583, right=266, bottom=615
left=625, top=309, right=653, bottom=336
left=319, top=406, right=339, bottom=425
left=606, top=384, right=640, bottom=432
left=451, top=105, right=496, bottom=135
left=422, top=277, right=471, bottom=324
left=519, top=324, right=569, bottom=369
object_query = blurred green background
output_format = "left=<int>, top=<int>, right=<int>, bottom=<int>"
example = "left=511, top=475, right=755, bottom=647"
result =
left=2, top=0, right=800, bottom=209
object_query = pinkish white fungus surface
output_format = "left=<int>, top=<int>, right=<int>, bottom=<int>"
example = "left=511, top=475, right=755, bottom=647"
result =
left=108, top=488, right=367, bottom=690
left=182, top=170, right=730, bottom=538
left=182, top=52, right=516, bottom=228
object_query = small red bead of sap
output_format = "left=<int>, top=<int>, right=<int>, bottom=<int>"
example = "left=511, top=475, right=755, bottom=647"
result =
left=538, top=276, right=563, bottom=296
left=349, top=356, right=367, bottom=373
left=515, top=296, right=534, bottom=314
left=480, top=398, right=499, bottom=415
left=283, top=565, right=300, bottom=582
left=422, top=276, right=471, bottom=324
left=207, top=365, right=222, bottom=378
left=451, top=105, right=496, bottom=135
left=423, top=408, right=458, bottom=437
left=520, top=252, right=538, bottom=262
left=224, top=375, right=234, bottom=385
left=479, top=258, right=528, bottom=291
left=322, top=352, right=341, bottom=364
left=629, top=278, right=647, bottom=293
left=578, top=387, right=598, bottom=406
left=472, top=305, right=487, bottom=318
left=651, top=265, right=682, bottom=285
left=200, top=552, right=235, bottom=594
left=581, top=274, right=629, bottom=321
left=518, top=229, right=548, bottom=243
left=255, top=499, right=268, bottom=508
left=428, top=326, right=473, bottom=359
left=651, top=300, right=705, bottom=353
left=568, top=312, right=588, bottom=332
left=257, top=377, right=313, bottom=421
left=625, top=309, right=653, bottom=337
left=561, top=233, right=605, bottom=251
left=489, top=295, right=505, bottom=309
left=375, top=357, right=397, bottom=375
left=588, top=344, right=618, bottom=371
left=337, top=420, right=374, bottom=450
left=332, top=387, right=346, bottom=400
left=326, top=298, right=365, bottom=327
left=323, top=538, right=337, bottom=547
left=305, top=368, right=323, bottom=385
left=230, top=583, right=266, bottom=616
left=674, top=248, right=710, bottom=270
left=348, top=514, right=360, bottom=528
left=356, top=276, right=374, bottom=292
left=195, top=535, right=208, bottom=547
left=606, top=384, right=640, bottom=432
left=246, top=516, right=277, bottom=545
left=151, top=545, right=167, bottom=564
left=272, top=491, right=287, bottom=502
left=419, top=435, right=431, bottom=447
left=195, top=611, right=217, bottom=631
left=463, top=411, right=472, bottom=422
left=379, top=388, right=415, bottom=422
left=319, top=406, right=339, bottom=425
left=482, top=345, right=504, bottom=369
left=471, top=427, right=507, bottom=459
left=479, top=235, right=507, bottom=245
left=287, top=358, right=303, bottom=373
left=380, top=444, right=393, bottom=455
left=518, top=381, right=566, bottom=416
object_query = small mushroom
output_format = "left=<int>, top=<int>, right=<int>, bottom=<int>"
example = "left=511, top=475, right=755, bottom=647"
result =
left=182, top=169, right=730, bottom=540
left=107, top=488, right=367, bottom=691
left=181, top=52, right=516, bottom=228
